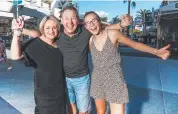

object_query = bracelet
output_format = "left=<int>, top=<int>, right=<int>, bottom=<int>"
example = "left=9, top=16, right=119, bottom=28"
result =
left=13, top=30, right=22, bottom=37
left=19, top=28, right=23, bottom=32
left=12, top=28, right=23, bottom=32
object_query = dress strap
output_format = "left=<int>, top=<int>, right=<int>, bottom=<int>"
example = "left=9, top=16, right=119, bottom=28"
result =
left=107, top=30, right=109, bottom=38
left=91, top=35, right=95, bottom=46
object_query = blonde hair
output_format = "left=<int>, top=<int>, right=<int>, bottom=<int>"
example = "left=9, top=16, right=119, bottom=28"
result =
left=39, top=15, right=60, bottom=35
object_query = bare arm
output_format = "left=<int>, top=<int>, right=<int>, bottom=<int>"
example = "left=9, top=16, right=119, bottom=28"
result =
left=104, top=14, right=132, bottom=30
left=12, top=16, right=41, bottom=38
left=11, top=31, right=23, bottom=60
left=113, top=30, right=170, bottom=59
left=104, top=22, right=123, bottom=30
left=116, top=31, right=158, bottom=55
left=22, top=28, right=41, bottom=38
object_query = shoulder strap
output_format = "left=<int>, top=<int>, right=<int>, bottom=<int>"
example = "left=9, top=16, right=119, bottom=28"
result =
left=107, top=29, right=109, bottom=38
left=91, top=35, right=95, bottom=45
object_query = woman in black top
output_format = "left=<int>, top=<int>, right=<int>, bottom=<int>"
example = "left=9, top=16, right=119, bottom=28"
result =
left=11, top=16, right=66, bottom=114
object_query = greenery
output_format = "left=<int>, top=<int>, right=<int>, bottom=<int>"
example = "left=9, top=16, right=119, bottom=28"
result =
left=100, top=16, right=108, bottom=22
left=111, top=15, right=120, bottom=24
left=136, top=9, right=152, bottom=23
left=123, top=0, right=136, bottom=10
left=135, top=9, right=153, bottom=33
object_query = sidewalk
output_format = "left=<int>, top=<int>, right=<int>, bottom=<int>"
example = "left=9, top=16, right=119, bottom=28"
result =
left=0, top=49, right=99, bottom=114
left=0, top=49, right=35, bottom=114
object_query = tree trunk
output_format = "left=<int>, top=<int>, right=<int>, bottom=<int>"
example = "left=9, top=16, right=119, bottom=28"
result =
left=143, top=12, right=146, bottom=35
left=127, top=0, right=131, bottom=37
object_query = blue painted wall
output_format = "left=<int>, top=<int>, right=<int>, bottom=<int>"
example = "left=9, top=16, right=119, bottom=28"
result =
left=88, top=52, right=178, bottom=114
left=122, top=56, right=178, bottom=114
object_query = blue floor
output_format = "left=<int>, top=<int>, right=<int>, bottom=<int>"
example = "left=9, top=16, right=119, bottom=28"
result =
left=0, top=50, right=178, bottom=114
left=0, top=59, right=34, bottom=114
left=0, top=97, right=21, bottom=114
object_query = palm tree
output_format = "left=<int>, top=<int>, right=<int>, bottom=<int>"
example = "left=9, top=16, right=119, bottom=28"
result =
left=100, top=16, right=108, bottom=22
left=136, top=9, right=151, bottom=34
left=161, top=0, right=168, bottom=7
left=111, top=15, right=120, bottom=24
left=123, top=0, right=136, bottom=37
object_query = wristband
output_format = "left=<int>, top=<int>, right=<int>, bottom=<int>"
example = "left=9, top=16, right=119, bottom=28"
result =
left=12, top=28, right=23, bottom=32
left=13, top=30, right=22, bottom=37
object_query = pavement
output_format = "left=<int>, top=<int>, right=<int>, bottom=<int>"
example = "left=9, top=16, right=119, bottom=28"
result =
left=0, top=49, right=34, bottom=114
left=0, top=48, right=178, bottom=114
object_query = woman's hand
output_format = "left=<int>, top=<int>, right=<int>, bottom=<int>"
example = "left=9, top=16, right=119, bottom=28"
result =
left=11, top=16, right=24, bottom=31
left=155, top=44, right=171, bottom=60
left=11, top=16, right=24, bottom=37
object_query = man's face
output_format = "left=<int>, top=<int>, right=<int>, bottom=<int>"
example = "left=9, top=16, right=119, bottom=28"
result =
left=61, top=9, right=79, bottom=35
left=84, top=13, right=101, bottom=35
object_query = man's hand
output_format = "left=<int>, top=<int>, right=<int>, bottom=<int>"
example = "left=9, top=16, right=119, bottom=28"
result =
left=103, top=14, right=132, bottom=30
left=155, top=44, right=170, bottom=60
left=120, top=14, right=132, bottom=27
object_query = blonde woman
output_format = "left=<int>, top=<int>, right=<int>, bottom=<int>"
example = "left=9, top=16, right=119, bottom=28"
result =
left=11, top=16, right=66, bottom=114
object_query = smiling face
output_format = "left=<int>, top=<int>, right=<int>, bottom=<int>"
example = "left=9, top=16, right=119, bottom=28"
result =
left=43, top=19, right=58, bottom=40
left=84, top=13, right=101, bottom=35
left=61, top=9, right=79, bottom=35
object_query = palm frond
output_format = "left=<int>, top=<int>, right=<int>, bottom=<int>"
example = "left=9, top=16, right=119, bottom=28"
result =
left=131, top=1, right=136, bottom=8
left=123, top=0, right=127, bottom=3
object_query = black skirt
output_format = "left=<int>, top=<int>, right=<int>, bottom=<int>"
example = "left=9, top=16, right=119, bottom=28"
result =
left=34, top=87, right=66, bottom=114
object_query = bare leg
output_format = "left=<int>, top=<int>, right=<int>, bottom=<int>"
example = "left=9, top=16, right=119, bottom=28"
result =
left=68, top=103, right=88, bottom=114
left=68, top=103, right=77, bottom=114
left=79, top=111, right=88, bottom=114
left=4, top=58, right=12, bottom=70
left=110, top=103, right=125, bottom=114
left=95, top=99, right=106, bottom=114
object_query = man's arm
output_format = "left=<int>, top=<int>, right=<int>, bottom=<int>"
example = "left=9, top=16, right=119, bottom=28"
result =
left=104, top=14, right=132, bottom=30
left=22, top=28, right=41, bottom=38
left=12, top=16, right=41, bottom=38
left=104, top=22, right=123, bottom=30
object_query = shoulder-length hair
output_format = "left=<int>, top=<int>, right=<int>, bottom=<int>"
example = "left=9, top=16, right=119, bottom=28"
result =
left=39, top=15, right=60, bottom=35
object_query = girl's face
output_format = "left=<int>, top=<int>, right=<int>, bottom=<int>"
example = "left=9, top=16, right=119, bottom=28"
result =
left=43, top=19, right=59, bottom=40
left=84, top=13, right=101, bottom=35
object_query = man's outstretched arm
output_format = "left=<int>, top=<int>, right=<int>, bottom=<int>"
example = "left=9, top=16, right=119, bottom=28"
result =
left=22, top=29, right=41, bottom=38
left=103, top=14, right=132, bottom=30
left=12, top=16, right=42, bottom=38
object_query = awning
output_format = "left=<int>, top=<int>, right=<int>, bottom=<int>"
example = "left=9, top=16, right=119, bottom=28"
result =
left=159, top=2, right=178, bottom=12
left=0, top=2, right=13, bottom=12
left=10, top=5, right=47, bottom=19
left=0, top=11, right=13, bottom=18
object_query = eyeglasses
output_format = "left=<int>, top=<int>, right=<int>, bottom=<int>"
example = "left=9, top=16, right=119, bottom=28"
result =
left=85, top=18, right=98, bottom=27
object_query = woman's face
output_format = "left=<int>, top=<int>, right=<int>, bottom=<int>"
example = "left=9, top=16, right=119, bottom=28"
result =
left=84, top=13, right=101, bottom=35
left=43, top=19, right=59, bottom=40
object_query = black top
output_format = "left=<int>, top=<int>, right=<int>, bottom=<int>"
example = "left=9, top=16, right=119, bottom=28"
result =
left=22, top=38, right=66, bottom=114
left=58, top=25, right=92, bottom=78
